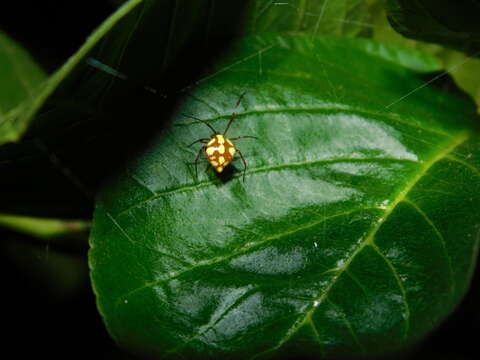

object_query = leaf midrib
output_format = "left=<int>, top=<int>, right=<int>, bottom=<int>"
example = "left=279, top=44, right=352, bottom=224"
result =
left=112, top=206, right=381, bottom=308
left=177, top=105, right=454, bottom=137
left=108, top=131, right=469, bottom=352
left=253, top=130, right=471, bottom=358
left=117, top=156, right=418, bottom=216
left=116, top=103, right=453, bottom=215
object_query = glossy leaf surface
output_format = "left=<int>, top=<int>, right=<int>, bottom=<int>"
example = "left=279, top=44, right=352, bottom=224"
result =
left=90, top=35, right=480, bottom=359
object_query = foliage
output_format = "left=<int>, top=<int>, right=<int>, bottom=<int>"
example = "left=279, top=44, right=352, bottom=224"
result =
left=90, top=34, right=480, bottom=358
left=1, top=1, right=479, bottom=359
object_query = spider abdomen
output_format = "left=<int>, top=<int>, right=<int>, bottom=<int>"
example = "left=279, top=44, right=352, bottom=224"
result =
left=205, top=134, right=236, bottom=173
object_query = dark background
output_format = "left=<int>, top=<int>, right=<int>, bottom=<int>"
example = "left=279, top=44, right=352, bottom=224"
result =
left=0, top=1, right=477, bottom=359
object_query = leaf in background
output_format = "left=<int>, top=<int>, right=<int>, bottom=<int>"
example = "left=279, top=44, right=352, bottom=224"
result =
left=432, top=50, right=480, bottom=109
left=244, top=0, right=377, bottom=37
left=0, top=31, right=88, bottom=218
left=0, top=213, right=90, bottom=239
left=109, top=0, right=128, bottom=7
left=1, top=0, right=164, bottom=145
left=0, top=30, right=46, bottom=143
left=0, top=0, right=250, bottom=217
left=243, top=1, right=480, bottom=110
left=0, top=0, right=136, bottom=145
left=0, top=0, right=154, bottom=216
left=1, top=238, right=88, bottom=300
left=90, top=34, right=480, bottom=359
left=386, top=0, right=480, bottom=54
left=0, top=0, right=251, bottom=147
left=372, top=1, right=480, bottom=109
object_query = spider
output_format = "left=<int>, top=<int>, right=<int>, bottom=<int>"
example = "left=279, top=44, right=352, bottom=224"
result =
left=185, top=93, right=257, bottom=181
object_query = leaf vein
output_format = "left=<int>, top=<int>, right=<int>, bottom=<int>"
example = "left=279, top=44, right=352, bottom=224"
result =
left=307, top=318, right=324, bottom=356
left=326, top=298, right=366, bottom=355
left=371, top=243, right=410, bottom=338
left=127, top=171, right=157, bottom=196
left=261, top=131, right=471, bottom=353
left=117, top=157, right=417, bottom=216
left=166, top=286, right=261, bottom=354
left=177, top=105, right=453, bottom=138
left=446, top=155, right=480, bottom=178
left=114, top=207, right=378, bottom=305
left=106, top=211, right=192, bottom=266
left=345, top=269, right=369, bottom=298
left=403, top=198, right=455, bottom=294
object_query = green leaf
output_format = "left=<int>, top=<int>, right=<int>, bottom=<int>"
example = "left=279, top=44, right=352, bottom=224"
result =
left=0, top=0, right=239, bottom=145
left=0, top=30, right=46, bottom=112
left=0, top=30, right=46, bottom=142
left=1, top=237, right=87, bottom=301
left=0, top=213, right=90, bottom=240
left=0, top=0, right=249, bottom=218
left=439, top=51, right=480, bottom=108
left=243, top=0, right=377, bottom=37
left=373, top=2, right=480, bottom=110
left=386, top=0, right=480, bottom=54
left=89, top=35, right=480, bottom=359
left=0, top=0, right=144, bottom=144
left=0, top=0, right=152, bottom=145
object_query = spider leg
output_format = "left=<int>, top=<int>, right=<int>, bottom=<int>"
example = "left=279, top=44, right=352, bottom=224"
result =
left=194, top=146, right=206, bottom=180
left=223, top=112, right=236, bottom=136
left=236, top=149, right=248, bottom=183
left=224, top=91, right=247, bottom=136
left=229, top=135, right=258, bottom=140
left=188, top=138, right=210, bottom=147
left=183, top=113, right=218, bottom=134
left=235, top=91, right=247, bottom=108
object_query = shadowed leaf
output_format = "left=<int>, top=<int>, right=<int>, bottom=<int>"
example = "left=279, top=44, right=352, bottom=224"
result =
left=387, top=0, right=480, bottom=55
left=0, top=30, right=46, bottom=143
left=90, top=35, right=480, bottom=359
